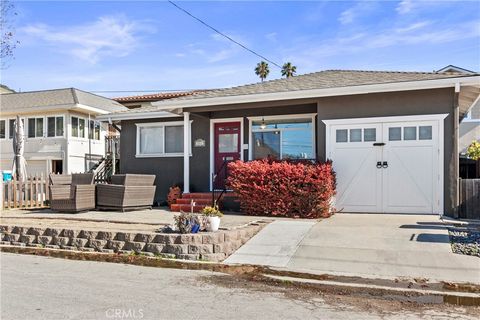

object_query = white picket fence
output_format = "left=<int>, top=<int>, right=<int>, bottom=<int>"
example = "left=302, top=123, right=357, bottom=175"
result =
left=1, top=174, right=49, bottom=209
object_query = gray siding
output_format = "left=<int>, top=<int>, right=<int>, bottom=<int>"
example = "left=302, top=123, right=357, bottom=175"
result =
left=120, top=88, right=456, bottom=215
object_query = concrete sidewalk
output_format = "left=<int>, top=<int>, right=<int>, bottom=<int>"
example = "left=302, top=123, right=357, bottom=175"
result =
left=226, top=213, right=480, bottom=284
left=225, top=220, right=316, bottom=267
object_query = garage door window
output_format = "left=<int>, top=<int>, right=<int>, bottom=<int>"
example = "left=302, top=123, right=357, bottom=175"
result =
left=349, top=129, right=362, bottom=142
left=388, top=127, right=401, bottom=141
left=336, top=129, right=348, bottom=142
left=404, top=127, right=416, bottom=140
left=364, top=128, right=376, bottom=142
left=419, top=126, right=432, bottom=140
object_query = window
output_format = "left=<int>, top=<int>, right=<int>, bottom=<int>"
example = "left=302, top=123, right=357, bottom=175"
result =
left=9, top=118, right=24, bottom=139
left=0, top=120, right=5, bottom=139
left=251, top=116, right=314, bottom=160
left=349, top=129, right=362, bottom=142
left=403, top=127, right=416, bottom=140
left=47, top=116, right=64, bottom=137
left=89, top=120, right=101, bottom=140
left=419, top=126, right=432, bottom=140
left=336, top=129, right=348, bottom=143
left=136, top=121, right=189, bottom=157
left=28, top=117, right=44, bottom=138
left=364, top=128, right=376, bottom=142
left=71, top=116, right=86, bottom=138
left=389, top=127, right=401, bottom=141
left=72, top=117, right=79, bottom=137
left=79, top=118, right=85, bottom=138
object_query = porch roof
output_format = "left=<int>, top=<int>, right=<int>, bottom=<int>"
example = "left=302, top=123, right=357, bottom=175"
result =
left=97, top=69, right=480, bottom=121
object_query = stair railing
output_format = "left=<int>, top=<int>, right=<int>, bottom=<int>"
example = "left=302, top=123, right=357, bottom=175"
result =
left=211, top=160, right=229, bottom=207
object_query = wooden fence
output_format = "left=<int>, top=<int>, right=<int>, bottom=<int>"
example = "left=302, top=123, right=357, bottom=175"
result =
left=1, top=175, right=49, bottom=210
left=459, top=179, right=480, bottom=219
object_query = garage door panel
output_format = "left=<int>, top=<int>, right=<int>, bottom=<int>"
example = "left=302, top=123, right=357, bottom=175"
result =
left=383, top=146, right=434, bottom=213
left=327, top=117, right=442, bottom=215
left=335, top=147, right=380, bottom=212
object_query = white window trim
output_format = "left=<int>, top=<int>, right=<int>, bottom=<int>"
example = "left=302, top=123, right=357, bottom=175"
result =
left=247, top=113, right=317, bottom=161
left=46, top=115, right=66, bottom=138
left=27, top=116, right=45, bottom=139
left=71, top=116, right=87, bottom=139
left=135, top=121, right=192, bottom=158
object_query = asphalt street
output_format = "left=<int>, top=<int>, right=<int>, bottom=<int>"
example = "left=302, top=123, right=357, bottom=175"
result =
left=0, top=253, right=477, bottom=320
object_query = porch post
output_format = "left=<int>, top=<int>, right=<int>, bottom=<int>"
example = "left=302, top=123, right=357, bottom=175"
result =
left=183, top=112, right=190, bottom=194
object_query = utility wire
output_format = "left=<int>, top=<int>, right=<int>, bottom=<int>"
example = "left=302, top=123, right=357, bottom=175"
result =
left=168, top=0, right=282, bottom=69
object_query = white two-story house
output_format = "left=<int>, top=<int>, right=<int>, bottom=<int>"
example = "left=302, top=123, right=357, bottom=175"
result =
left=0, top=88, right=126, bottom=176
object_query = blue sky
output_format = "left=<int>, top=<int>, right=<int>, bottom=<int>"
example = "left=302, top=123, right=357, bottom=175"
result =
left=2, top=0, right=479, bottom=96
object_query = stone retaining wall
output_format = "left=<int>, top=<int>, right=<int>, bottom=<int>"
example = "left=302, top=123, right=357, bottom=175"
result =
left=0, top=223, right=265, bottom=262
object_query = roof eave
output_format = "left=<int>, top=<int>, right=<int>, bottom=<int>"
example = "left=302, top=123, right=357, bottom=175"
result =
left=96, top=111, right=181, bottom=121
left=150, top=75, right=480, bottom=110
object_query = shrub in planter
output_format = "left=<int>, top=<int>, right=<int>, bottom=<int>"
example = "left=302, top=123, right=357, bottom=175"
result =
left=227, top=159, right=336, bottom=218
left=201, top=206, right=223, bottom=232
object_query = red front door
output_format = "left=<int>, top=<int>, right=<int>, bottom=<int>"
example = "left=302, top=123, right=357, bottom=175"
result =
left=213, top=122, right=241, bottom=189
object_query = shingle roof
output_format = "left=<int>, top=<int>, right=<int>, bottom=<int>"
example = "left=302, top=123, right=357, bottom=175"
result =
left=0, top=88, right=127, bottom=113
left=113, top=90, right=207, bottom=102
left=174, top=69, right=475, bottom=100
left=113, top=69, right=478, bottom=114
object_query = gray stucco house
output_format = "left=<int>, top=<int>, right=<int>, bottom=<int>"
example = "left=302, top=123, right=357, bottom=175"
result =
left=98, top=70, right=480, bottom=217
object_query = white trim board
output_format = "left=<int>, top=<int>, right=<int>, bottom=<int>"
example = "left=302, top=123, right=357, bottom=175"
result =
left=209, top=117, right=244, bottom=191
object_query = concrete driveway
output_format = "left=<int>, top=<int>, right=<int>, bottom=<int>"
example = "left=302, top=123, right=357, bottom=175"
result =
left=226, top=213, right=480, bottom=284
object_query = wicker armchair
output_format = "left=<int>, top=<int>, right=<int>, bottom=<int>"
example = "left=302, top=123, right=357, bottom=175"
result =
left=96, top=174, right=156, bottom=211
left=49, top=173, right=95, bottom=213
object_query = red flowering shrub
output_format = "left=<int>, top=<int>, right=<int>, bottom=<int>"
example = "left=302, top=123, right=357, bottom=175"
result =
left=227, top=159, right=336, bottom=218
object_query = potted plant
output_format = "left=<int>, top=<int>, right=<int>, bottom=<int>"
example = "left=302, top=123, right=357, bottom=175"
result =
left=201, top=206, right=223, bottom=232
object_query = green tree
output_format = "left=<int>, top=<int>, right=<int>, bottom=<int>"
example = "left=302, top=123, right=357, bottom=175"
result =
left=281, top=62, right=297, bottom=78
left=254, top=61, right=270, bottom=82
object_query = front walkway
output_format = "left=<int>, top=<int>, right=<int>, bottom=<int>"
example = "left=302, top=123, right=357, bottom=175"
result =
left=226, top=213, right=480, bottom=284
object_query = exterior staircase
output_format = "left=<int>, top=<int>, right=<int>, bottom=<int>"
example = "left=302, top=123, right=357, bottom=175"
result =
left=170, top=193, right=214, bottom=213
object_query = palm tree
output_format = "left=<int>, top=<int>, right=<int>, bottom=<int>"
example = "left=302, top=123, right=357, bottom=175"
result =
left=254, top=61, right=270, bottom=82
left=281, top=62, right=297, bottom=78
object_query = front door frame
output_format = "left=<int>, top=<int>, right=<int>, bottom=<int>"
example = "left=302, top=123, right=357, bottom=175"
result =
left=209, top=117, right=244, bottom=191
left=323, top=113, right=447, bottom=215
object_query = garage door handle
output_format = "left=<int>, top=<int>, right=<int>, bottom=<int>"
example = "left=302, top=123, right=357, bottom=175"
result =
left=382, top=161, right=388, bottom=168
left=376, top=161, right=382, bottom=168
left=373, top=142, right=385, bottom=146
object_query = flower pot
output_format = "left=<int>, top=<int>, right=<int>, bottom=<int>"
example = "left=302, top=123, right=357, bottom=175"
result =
left=206, top=216, right=221, bottom=232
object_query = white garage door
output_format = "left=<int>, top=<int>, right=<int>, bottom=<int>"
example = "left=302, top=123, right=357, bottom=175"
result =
left=325, top=115, right=446, bottom=214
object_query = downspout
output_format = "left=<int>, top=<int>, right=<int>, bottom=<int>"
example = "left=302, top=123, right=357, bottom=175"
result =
left=453, top=83, right=460, bottom=218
